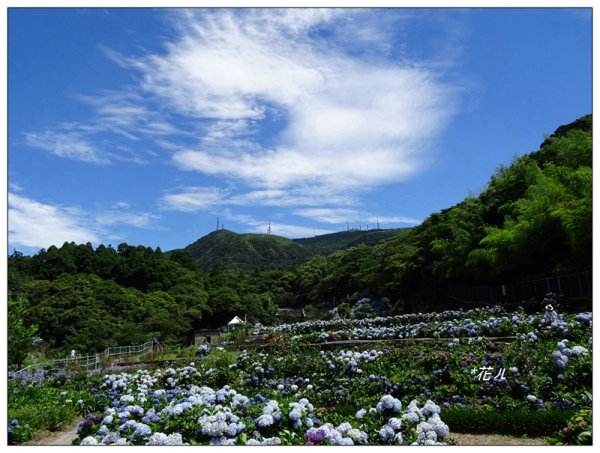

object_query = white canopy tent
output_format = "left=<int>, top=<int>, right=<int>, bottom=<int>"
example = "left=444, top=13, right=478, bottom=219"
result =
left=227, top=316, right=246, bottom=330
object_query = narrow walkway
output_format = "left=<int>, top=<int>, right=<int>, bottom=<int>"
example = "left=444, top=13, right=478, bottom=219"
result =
left=23, top=418, right=82, bottom=446
left=448, top=432, right=548, bottom=446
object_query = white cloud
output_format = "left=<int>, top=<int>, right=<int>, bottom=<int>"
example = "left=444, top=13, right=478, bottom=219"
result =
left=8, top=192, right=100, bottom=249
left=293, top=208, right=361, bottom=224
left=131, top=9, right=460, bottom=199
left=367, top=215, right=420, bottom=226
left=19, top=9, right=465, bottom=232
left=136, top=9, right=330, bottom=121
left=228, top=189, right=357, bottom=208
left=293, top=208, right=421, bottom=226
left=251, top=222, right=333, bottom=238
left=112, top=201, right=131, bottom=209
left=8, top=192, right=159, bottom=251
left=23, top=89, right=188, bottom=164
left=96, top=211, right=159, bottom=229
left=160, top=187, right=228, bottom=212
left=224, top=211, right=333, bottom=238
left=24, top=131, right=109, bottom=164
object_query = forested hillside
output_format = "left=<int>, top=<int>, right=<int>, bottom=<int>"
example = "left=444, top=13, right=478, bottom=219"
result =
left=176, top=229, right=312, bottom=272
left=172, top=227, right=406, bottom=272
left=293, top=228, right=406, bottom=256
left=318, top=113, right=592, bottom=311
left=8, top=115, right=592, bottom=364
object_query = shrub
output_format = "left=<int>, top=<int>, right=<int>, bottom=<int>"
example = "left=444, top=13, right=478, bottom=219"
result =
left=442, top=406, right=575, bottom=437
left=547, top=406, right=592, bottom=445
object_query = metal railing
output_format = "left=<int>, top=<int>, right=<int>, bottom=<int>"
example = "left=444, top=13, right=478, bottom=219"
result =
left=14, top=341, right=158, bottom=376
left=448, top=270, right=592, bottom=305
left=104, top=341, right=154, bottom=359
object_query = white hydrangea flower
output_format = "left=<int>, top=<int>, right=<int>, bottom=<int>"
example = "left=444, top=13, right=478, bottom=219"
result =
left=80, top=436, right=99, bottom=445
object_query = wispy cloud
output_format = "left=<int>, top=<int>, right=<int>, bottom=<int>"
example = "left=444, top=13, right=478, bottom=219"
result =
left=129, top=9, right=461, bottom=201
left=367, top=215, right=420, bottom=225
left=160, top=187, right=228, bottom=212
left=293, top=208, right=420, bottom=226
left=24, top=130, right=109, bottom=164
left=293, top=208, right=362, bottom=225
left=224, top=211, right=334, bottom=238
left=23, top=89, right=188, bottom=165
left=19, top=9, right=466, bottom=233
left=96, top=210, right=159, bottom=229
left=159, top=185, right=360, bottom=214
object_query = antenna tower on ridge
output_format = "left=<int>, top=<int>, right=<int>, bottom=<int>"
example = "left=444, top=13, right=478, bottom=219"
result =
left=216, top=216, right=220, bottom=231
left=267, top=220, right=272, bottom=235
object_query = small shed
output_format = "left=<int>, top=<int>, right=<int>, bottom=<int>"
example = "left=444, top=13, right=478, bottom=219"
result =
left=194, top=329, right=221, bottom=346
left=276, top=308, right=305, bottom=322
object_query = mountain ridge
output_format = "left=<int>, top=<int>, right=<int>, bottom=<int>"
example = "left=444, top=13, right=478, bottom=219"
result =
left=171, top=227, right=408, bottom=272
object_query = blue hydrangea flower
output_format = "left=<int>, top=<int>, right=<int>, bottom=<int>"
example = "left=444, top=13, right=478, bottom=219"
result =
left=255, top=414, right=274, bottom=428
left=288, top=410, right=301, bottom=421
left=388, top=417, right=402, bottom=431
left=337, top=437, right=354, bottom=446
left=405, top=412, right=420, bottom=424
left=379, top=425, right=395, bottom=441
left=146, top=432, right=185, bottom=446
left=336, top=422, right=353, bottom=435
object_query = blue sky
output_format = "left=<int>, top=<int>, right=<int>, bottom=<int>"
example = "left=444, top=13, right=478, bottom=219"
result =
left=7, top=7, right=592, bottom=254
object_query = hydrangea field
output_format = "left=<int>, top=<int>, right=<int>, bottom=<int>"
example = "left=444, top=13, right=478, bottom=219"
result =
left=8, top=307, right=592, bottom=445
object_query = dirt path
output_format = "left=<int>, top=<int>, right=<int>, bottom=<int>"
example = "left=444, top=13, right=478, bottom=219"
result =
left=23, top=418, right=82, bottom=446
left=448, top=432, right=549, bottom=446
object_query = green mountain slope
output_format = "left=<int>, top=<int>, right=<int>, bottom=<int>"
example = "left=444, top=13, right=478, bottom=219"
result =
left=178, top=230, right=313, bottom=272
left=174, top=228, right=408, bottom=272
left=293, top=228, right=407, bottom=256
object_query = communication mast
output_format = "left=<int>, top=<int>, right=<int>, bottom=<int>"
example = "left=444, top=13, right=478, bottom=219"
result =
left=267, top=220, right=272, bottom=235
left=216, top=216, right=220, bottom=231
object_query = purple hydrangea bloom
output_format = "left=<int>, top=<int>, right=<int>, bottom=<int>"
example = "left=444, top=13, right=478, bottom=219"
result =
left=305, top=429, right=326, bottom=443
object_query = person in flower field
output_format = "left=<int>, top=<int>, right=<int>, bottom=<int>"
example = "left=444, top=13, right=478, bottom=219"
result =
left=543, top=304, right=559, bottom=325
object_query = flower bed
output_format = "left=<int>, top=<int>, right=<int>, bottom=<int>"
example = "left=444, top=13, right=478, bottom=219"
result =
left=8, top=308, right=592, bottom=445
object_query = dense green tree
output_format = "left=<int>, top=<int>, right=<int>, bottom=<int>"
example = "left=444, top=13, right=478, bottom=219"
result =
left=8, top=295, right=38, bottom=368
